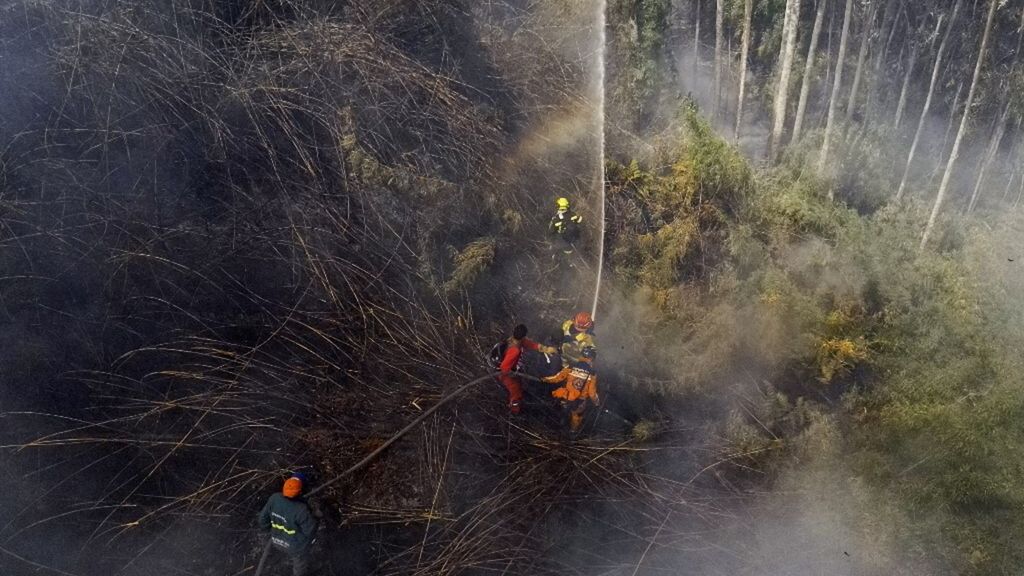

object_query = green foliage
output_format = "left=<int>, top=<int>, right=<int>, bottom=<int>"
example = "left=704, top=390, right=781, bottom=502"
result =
left=607, top=0, right=673, bottom=128
left=679, top=107, right=754, bottom=209
left=814, top=306, right=870, bottom=383
left=742, top=197, right=1024, bottom=573
left=829, top=208, right=1024, bottom=574
left=607, top=106, right=751, bottom=294
left=751, top=167, right=853, bottom=240
left=604, top=0, right=1024, bottom=569
left=609, top=103, right=1024, bottom=572
left=782, top=125, right=904, bottom=215
left=752, top=0, right=788, bottom=62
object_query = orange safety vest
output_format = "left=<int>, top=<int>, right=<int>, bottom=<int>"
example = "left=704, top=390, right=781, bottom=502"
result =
left=544, top=359, right=599, bottom=403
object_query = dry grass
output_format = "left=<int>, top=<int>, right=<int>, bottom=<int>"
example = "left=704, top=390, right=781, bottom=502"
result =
left=0, top=0, right=502, bottom=568
left=442, top=237, right=496, bottom=295
left=0, top=2, right=750, bottom=575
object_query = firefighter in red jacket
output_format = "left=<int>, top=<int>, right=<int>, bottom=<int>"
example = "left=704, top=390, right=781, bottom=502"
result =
left=543, top=345, right=600, bottom=431
left=496, top=324, right=556, bottom=414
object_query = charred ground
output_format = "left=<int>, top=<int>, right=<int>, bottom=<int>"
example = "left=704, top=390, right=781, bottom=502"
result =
left=6, top=1, right=1024, bottom=576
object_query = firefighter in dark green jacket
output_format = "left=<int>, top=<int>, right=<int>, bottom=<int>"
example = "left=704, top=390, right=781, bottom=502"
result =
left=258, top=474, right=319, bottom=576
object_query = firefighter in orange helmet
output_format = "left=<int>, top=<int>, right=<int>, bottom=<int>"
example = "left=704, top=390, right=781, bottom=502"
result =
left=543, top=345, right=600, bottom=431
left=560, top=311, right=595, bottom=362
left=258, top=474, right=318, bottom=575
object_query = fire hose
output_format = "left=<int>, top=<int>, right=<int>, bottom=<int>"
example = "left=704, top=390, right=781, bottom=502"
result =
left=254, top=370, right=504, bottom=575
left=253, top=367, right=635, bottom=575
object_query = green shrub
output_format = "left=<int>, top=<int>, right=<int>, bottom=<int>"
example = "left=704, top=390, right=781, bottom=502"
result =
left=609, top=108, right=1024, bottom=573
left=607, top=106, right=751, bottom=293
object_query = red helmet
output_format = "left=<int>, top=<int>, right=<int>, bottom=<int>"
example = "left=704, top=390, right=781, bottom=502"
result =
left=573, top=311, right=594, bottom=332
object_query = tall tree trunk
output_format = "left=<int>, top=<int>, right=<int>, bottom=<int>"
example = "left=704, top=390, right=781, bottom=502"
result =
left=925, top=79, right=963, bottom=189
left=920, top=0, right=999, bottom=250
left=693, top=0, right=701, bottom=79
left=966, top=11, right=1023, bottom=213
left=817, top=0, right=854, bottom=173
left=714, top=0, right=724, bottom=118
left=877, top=1, right=904, bottom=79
left=892, top=43, right=918, bottom=130
left=967, top=102, right=1011, bottom=213
left=845, top=1, right=877, bottom=119
left=792, top=0, right=827, bottom=143
left=727, top=33, right=733, bottom=117
left=1002, top=116, right=1024, bottom=203
left=824, top=6, right=835, bottom=91
left=895, top=4, right=958, bottom=201
left=1017, top=168, right=1024, bottom=208
left=937, top=80, right=963, bottom=166
left=1004, top=171, right=1018, bottom=203
left=866, top=0, right=903, bottom=119
left=1003, top=124, right=1022, bottom=202
left=735, top=0, right=754, bottom=139
left=769, top=0, right=803, bottom=160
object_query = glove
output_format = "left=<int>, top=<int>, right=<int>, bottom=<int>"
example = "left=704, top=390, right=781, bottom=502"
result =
left=309, top=498, right=324, bottom=519
left=541, top=345, right=558, bottom=355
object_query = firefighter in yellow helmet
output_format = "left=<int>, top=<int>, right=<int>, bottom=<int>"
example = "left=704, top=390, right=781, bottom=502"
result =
left=549, top=197, right=583, bottom=256
left=543, top=345, right=600, bottom=432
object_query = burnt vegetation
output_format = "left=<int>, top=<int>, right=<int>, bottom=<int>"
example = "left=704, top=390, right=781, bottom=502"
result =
left=5, top=1, right=1024, bottom=575
left=0, top=2, right=717, bottom=575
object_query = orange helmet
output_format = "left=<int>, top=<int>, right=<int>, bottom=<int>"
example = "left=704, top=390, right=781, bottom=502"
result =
left=282, top=476, right=303, bottom=498
left=573, top=311, right=594, bottom=332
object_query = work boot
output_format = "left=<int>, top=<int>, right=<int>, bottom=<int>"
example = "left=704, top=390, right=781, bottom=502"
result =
left=569, top=411, right=583, bottom=432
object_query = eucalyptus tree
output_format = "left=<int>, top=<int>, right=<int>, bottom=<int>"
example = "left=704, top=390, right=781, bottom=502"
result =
left=817, top=0, right=854, bottom=173
left=735, top=0, right=753, bottom=139
left=896, top=0, right=960, bottom=202
left=694, top=0, right=702, bottom=78
left=845, top=0, right=877, bottom=118
left=967, top=8, right=1024, bottom=214
left=921, top=0, right=999, bottom=249
left=792, top=0, right=827, bottom=143
left=865, top=0, right=903, bottom=120
left=714, top=0, right=724, bottom=118
left=892, top=40, right=918, bottom=130
left=769, top=0, right=803, bottom=160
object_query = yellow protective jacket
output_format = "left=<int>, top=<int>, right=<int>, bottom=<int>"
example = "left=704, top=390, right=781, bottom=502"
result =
left=543, top=359, right=599, bottom=404
left=561, top=319, right=595, bottom=360
left=549, top=209, right=583, bottom=240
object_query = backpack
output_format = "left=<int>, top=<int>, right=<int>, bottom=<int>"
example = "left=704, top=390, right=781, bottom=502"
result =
left=489, top=340, right=509, bottom=370
left=530, top=348, right=563, bottom=379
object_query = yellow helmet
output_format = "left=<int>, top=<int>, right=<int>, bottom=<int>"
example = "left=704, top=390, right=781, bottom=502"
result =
left=556, top=197, right=570, bottom=210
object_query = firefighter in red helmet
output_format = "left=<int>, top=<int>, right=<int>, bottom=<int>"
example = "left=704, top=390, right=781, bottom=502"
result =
left=561, top=311, right=595, bottom=362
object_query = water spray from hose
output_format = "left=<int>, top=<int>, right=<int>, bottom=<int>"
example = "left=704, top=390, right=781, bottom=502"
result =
left=591, top=0, right=607, bottom=320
